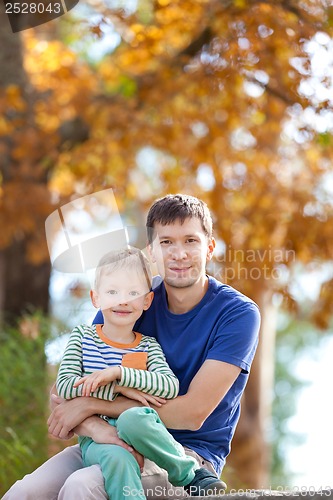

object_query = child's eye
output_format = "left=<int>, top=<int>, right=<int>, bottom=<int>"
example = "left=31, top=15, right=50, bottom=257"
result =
left=160, top=239, right=171, bottom=245
left=129, top=291, right=140, bottom=296
left=107, top=290, right=117, bottom=295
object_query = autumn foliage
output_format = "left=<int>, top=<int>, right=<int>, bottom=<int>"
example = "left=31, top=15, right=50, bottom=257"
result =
left=1, top=0, right=333, bottom=488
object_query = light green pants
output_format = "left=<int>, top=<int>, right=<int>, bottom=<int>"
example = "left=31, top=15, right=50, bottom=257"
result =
left=80, top=407, right=198, bottom=500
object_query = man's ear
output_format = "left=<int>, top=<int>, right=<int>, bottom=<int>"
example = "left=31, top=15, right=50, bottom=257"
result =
left=143, top=291, right=154, bottom=310
left=206, top=237, right=216, bottom=261
left=90, top=289, right=100, bottom=309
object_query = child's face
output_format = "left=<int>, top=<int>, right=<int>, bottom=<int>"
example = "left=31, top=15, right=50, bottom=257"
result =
left=91, top=267, right=153, bottom=327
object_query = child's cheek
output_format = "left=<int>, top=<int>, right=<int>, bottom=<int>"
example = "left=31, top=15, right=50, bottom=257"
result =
left=100, top=296, right=116, bottom=310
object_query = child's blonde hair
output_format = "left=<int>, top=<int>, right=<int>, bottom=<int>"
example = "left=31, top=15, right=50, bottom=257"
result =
left=94, top=247, right=152, bottom=292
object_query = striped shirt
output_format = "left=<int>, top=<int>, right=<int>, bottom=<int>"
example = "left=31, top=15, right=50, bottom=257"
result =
left=56, top=324, right=179, bottom=401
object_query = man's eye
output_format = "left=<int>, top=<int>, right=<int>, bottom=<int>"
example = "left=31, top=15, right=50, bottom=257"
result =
left=160, top=240, right=171, bottom=245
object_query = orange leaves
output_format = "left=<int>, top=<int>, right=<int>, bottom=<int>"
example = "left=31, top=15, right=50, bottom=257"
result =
left=11, top=127, right=46, bottom=162
left=23, top=35, right=75, bottom=74
left=0, top=180, right=52, bottom=251
left=1, top=0, right=332, bottom=313
left=0, top=116, right=13, bottom=135
left=0, top=73, right=56, bottom=267
left=311, top=278, right=333, bottom=330
left=103, top=0, right=210, bottom=77
left=0, top=85, right=27, bottom=135
left=19, top=315, right=41, bottom=339
left=51, top=133, right=131, bottom=196
left=22, top=32, right=98, bottom=121
left=4, top=85, right=27, bottom=113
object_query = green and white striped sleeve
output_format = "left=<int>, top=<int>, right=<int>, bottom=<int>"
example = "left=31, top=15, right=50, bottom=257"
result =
left=117, top=337, right=179, bottom=399
left=56, top=326, right=116, bottom=401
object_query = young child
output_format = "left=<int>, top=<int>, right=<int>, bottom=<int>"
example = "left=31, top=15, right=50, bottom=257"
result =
left=56, top=247, right=227, bottom=499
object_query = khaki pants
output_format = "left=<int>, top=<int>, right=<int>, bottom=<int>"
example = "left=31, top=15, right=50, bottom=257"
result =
left=3, top=444, right=217, bottom=500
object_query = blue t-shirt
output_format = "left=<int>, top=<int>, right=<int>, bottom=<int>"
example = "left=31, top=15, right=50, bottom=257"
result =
left=93, top=275, right=260, bottom=474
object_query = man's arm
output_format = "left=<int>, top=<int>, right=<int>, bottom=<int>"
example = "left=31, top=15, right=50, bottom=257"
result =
left=48, top=386, right=141, bottom=440
left=154, top=359, right=241, bottom=430
left=48, top=359, right=240, bottom=438
left=49, top=392, right=145, bottom=470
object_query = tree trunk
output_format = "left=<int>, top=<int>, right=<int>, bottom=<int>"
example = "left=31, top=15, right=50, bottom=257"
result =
left=224, top=284, right=277, bottom=489
left=0, top=13, right=51, bottom=323
left=0, top=242, right=51, bottom=322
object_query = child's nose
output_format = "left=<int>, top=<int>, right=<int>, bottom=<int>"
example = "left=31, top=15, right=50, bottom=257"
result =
left=118, top=293, right=129, bottom=305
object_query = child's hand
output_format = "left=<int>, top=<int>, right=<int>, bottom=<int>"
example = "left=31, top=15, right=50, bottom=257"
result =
left=115, top=386, right=167, bottom=407
left=73, top=367, right=121, bottom=396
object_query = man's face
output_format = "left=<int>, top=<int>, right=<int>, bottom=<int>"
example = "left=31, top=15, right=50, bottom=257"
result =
left=150, top=217, right=215, bottom=289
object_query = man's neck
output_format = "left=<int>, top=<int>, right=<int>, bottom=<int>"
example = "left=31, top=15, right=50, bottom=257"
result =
left=165, top=275, right=209, bottom=314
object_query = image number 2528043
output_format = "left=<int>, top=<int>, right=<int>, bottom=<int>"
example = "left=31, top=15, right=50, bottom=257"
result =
left=3, top=0, right=80, bottom=33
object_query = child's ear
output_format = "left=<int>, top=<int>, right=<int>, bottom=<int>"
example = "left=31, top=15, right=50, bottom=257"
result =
left=143, top=291, right=154, bottom=310
left=90, top=289, right=100, bottom=309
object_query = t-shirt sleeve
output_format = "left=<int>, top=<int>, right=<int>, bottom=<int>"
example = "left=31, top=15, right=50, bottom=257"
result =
left=206, top=302, right=260, bottom=373
left=92, top=310, right=104, bottom=325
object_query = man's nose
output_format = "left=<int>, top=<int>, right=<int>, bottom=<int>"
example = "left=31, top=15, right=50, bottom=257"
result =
left=169, top=244, right=187, bottom=259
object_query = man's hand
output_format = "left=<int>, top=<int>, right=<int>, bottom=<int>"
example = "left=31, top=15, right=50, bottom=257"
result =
left=115, top=386, right=166, bottom=407
left=131, top=449, right=144, bottom=473
left=48, top=396, right=145, bottom=471
left=87, top=417, right=144, bottom=472
left=48, top=394, right=93, bottom=439
left=73, top=367, right=121, bottom=396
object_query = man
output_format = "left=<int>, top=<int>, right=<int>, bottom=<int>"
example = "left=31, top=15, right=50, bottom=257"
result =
left=4, top=193, right=260, bottom=499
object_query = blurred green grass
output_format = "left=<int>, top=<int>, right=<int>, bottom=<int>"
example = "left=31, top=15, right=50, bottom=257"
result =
left=0, top=316, right=51, bottom=496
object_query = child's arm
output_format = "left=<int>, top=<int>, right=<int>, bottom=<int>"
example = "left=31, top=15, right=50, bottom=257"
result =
left=73, top=366, right=120, bottom=396
left=73, top=368, right=169, bottom=406
left=117, top=338, right=179, bottom=399
left=56, top=326, right=116, bottom=401
left=73, top=338, right=178, bottom=399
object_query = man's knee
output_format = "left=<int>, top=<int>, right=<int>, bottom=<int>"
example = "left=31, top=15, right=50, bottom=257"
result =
left=3, top=478, right=35, bottom=500
left=3, top=474, right=60, bottom=500
left=142, top=459, right=187, bottom=499
left=59, top=465, right=106, bottom=500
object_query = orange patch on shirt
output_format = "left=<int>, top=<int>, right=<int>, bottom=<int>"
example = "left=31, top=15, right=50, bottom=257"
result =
left=121, top=352, right=148, bottom=370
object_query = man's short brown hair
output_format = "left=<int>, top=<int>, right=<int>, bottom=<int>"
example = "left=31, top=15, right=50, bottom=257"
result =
left=146, top=194, right=213, bottom=243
